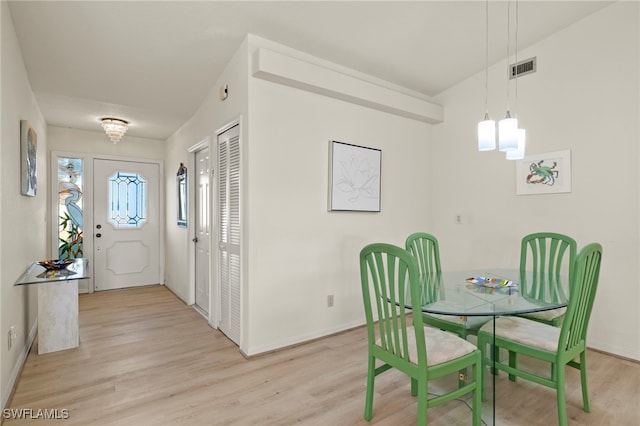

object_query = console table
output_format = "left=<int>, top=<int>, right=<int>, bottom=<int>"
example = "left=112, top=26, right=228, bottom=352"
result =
left=14, top=259, right=89, bottom=354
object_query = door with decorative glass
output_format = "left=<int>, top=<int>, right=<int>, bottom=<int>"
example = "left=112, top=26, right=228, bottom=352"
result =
left=93, top=159, right=161, bottom=291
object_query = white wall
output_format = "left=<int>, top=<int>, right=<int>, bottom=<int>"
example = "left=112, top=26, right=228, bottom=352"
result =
left=1, top=1, right=47, bottom=407
left=243, top=36, right=433, bottom=355
left=431, top=1, right=639, bottom=360
left=164, top=36, right=249, bottom=307
left=164, top=34, right=435, bottom=355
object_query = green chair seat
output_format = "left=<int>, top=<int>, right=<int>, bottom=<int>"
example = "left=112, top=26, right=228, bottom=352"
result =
left=427, top=312, right=492, bottom=330
left=521, top=306, right=567, bottom=324
left=479, top=316, right=561, bottom=352
left=380, top=325, right=478, bottom=367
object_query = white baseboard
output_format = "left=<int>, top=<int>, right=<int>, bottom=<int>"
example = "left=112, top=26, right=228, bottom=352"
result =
left=240, top=319, right=366, bottom=357
left=2, top=320, right=37, bottom=410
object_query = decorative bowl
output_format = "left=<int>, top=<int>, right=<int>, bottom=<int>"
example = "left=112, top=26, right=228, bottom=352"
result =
left=38, top=259, right=74, bottom=271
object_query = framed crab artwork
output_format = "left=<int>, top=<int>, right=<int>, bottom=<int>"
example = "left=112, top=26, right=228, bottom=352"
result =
left=516, top=149, right=571, bottom=195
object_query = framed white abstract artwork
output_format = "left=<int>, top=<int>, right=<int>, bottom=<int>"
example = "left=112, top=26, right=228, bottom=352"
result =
left=328, top=140, right=381, bottom=212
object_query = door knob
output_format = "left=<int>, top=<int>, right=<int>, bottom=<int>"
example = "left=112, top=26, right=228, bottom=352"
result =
left=192, top=237, right=199, bottom=243
left=96, top=233, right=102, bottom=238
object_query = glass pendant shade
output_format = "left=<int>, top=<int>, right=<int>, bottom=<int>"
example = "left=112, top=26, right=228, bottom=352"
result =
left=477, top=114, right=496, bottom=151
left=506, top=128, right=526, bottom=160
left=498, top=113, right=518, bottom=151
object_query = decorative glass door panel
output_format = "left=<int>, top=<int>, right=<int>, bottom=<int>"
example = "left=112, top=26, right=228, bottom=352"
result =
left=58, top=157, right=84, bottom=260
left=107, top=172, right=147, bottom=228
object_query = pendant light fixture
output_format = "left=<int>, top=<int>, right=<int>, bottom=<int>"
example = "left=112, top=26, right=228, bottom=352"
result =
left=498, top=0, right=518, bottom=152
left=506, top=0, right=526, bottom=160
left=477, top=0, right=496, bottom=151
left=506, top=128, right=526, bottom=160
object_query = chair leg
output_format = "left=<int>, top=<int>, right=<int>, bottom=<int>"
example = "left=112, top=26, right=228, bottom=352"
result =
left=411, top=377, right=418, bottom=397
left=579, top=351, right=591, bottom=413
left=364, top=355, right=376, bottom=420
left=472, top=353, right=482, bottom=426
left=416, top=378, right=428, bottom=426
left=490, top=343, right=500, bottom=375
left=556, top=364, right=568, bottom=426
left=478, top=333, right=488, bottom=401
left=508, top=350, right=517, bottom=382
left=457, top=328, right=468, bottom=388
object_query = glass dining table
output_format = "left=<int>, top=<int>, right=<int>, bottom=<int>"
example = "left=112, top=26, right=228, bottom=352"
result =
left=408, top=269, right=569, bottom=425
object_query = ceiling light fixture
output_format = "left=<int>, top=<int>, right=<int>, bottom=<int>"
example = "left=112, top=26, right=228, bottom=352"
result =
left=506, top=128, right=526, bottom=160
left=498, top=0, right=519, bottom=152
left=100, top=117, right=129, bottom=144
left=506, top=0, right=526, bottom=160
left=478, top=0, right=496, bottom=151
left=479, top=0, right=526, bottom=158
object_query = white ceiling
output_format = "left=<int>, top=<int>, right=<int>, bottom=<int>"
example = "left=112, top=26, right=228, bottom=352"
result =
left=7, top=1, right=613, bottom=141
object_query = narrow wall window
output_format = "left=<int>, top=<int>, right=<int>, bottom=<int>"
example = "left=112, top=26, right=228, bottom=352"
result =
left=58, top=158, right=84, bottom=259
left=108, top=172, right=147, bottom=228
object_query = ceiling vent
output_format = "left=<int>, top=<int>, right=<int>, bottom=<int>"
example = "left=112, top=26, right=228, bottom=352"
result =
left=510, top=56, right=536, bottom=79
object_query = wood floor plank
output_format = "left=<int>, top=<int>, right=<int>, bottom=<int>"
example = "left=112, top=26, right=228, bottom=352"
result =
left=4, top=285, right=639, bottom=425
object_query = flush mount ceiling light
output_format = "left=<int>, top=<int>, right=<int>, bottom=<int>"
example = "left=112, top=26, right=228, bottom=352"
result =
left=100, top=118, right=128, bottom=144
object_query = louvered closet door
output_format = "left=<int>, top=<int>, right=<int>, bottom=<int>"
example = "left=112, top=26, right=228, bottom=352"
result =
left=217, top=124, right=241, bottom=345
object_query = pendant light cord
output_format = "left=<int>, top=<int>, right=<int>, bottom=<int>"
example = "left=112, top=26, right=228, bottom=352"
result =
left=484, top=0, right=489, bottom=116
left=505, top=0, right=511, bottom=115
left=515, top=0, right=519, bottom=118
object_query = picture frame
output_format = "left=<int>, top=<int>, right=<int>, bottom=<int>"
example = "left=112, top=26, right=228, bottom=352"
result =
left=516, top=149, right=571, bottom=195
left=328, top=140, right=381, bottom=212
left=176, top=163, right=187, bottom=227
left=20, top=120, right=37, bottom=197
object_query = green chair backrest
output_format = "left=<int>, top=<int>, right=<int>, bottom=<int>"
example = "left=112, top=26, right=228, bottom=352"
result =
left=520, top=232, right=577, bottom=303
left=559, top=243, right=602, bottom=352
left=406, top=232, right=442, bottom=275
left=360, top=243, right=426, bottom=366
left=406, top=233, right=442, bottom=305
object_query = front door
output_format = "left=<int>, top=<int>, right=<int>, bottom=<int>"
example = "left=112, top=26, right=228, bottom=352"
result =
left=194, top=148, right=210, bottom=314
left=93, top=159, right=161, bottom=291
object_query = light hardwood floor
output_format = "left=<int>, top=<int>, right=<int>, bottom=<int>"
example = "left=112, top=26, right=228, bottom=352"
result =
left=4, top=285, right=639, bottom=425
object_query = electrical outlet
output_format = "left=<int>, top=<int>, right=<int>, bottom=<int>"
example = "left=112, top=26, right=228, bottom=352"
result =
left=327, top=294, right=334, bottom=307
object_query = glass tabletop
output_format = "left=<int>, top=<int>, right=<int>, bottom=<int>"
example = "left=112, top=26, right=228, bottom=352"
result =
left=14, top=258, right=90, bottom=285
left=409, top=268, right=569, bottom=316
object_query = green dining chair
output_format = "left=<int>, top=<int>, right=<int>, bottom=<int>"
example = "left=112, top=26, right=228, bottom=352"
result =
left=518, top=232, right=577, bottom=326
left=406, top=232, right=490, bottom=338
left=360, top=243, right=482, bottom=426
left=477, top=242, right=602, bottom=426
